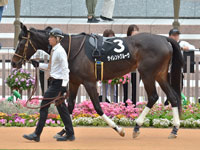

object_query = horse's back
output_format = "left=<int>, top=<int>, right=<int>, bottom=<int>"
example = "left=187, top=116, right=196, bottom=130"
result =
left=127, top=32, right=173, bottom=55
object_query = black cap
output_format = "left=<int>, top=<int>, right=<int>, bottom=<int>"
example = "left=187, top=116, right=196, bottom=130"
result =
left=169, top=29, right=181, bottom=36
left=169, top=28, right=181, bottom=36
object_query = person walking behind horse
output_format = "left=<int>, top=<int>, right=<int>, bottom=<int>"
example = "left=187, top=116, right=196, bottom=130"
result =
left=169, top=28, right=196, bottom=51
left=23, top=28, right=75, bottom=142
left=99, top=29, right=117, bottom=102
left=123, top=25, right=139, bottom=105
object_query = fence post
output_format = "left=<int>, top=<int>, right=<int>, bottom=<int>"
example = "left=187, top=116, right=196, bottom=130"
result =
left=119, top=84, right=123, bottom=102
left=86, top=87, right=89, bottom=100
left=2, top=55, right=6, bottom=98
left=77, top=85, right=81, bottom=104
left=186, top=56, right=191, bottom=101
left=44, top=55, right=48, bottom=92
left=128, top=76, right=131, bottom=99
left=195, top=57, right=199, bottom=103
left=110, top=84, right=114, bottom=102
left=27, top=63, right=31, bottom=98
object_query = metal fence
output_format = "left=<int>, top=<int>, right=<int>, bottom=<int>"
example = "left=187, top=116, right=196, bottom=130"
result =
left=0, top=50, right=200, bottom=104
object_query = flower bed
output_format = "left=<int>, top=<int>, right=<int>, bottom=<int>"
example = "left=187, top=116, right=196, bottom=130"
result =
left=0, top=99, right=200, bottom=128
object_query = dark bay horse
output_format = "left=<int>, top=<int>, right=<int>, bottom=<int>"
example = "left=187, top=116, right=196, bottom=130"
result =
left=12, top=23, right=183, bottom=139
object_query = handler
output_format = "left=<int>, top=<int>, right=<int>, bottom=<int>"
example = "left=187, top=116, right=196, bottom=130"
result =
left=23, top=28, right=75, bottom=142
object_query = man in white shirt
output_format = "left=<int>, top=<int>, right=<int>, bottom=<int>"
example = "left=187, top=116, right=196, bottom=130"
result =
left=23, top=28, right=75, bottom=142
left=169, top=28, right=196, bottom=51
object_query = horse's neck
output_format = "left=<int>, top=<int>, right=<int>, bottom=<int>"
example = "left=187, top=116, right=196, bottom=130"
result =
left=32, top=33, right=49, bottom=54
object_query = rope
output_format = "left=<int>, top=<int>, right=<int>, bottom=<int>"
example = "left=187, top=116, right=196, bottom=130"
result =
left=25, top=67, right=69, bottom=109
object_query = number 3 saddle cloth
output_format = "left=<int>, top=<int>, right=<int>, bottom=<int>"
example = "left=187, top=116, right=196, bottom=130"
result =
left=85, top=34, right=131, bottom=62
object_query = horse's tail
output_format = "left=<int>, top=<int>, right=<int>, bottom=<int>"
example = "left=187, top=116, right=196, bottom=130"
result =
left=166, top=37, right=184, bottom=115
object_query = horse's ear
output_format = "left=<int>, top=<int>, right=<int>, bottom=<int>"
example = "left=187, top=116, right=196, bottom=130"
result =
left=44, top=26, right=52, bottom=32
left=20, top=22, right=28, bottom=34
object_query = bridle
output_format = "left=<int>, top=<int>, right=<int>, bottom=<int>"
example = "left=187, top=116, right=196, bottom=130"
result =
left=14, top=32, right=37, bottom=64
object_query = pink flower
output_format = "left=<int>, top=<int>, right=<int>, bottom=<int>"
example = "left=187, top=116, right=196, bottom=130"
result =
left=46, top=119, right=52, bottom=124
left=108, top=80, right=112, bottom=84
left=57, top=120, right=61, bottom=124
left=29, top=119, right=34, bottom=123
left=0, top=119, right=6, bottom=124
left=126, top=99, right=132, bottom=105
left=119, top=79, right=123, bottom=82
left=20, top=119, right=26, bottom=124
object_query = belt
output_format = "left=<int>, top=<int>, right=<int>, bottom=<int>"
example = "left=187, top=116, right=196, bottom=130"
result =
left=49, top=77, right=62, bottom=82
left=48, top=77, right=56, bottom=81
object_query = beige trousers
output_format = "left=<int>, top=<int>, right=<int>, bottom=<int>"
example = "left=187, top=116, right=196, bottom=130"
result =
left=102, top=0, right=115, bottom=19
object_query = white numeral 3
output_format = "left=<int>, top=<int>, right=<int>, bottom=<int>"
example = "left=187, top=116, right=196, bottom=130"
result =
left=113, top=39, right=125, bottom=53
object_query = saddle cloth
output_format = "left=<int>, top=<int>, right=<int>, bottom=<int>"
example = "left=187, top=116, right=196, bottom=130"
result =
left=85, top=34, right=131, bottom=62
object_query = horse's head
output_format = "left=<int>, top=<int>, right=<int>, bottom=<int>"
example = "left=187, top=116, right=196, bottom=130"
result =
left=11, top=22, right=52, bottom=68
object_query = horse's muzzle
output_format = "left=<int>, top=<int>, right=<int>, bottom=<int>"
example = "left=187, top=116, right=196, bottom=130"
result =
left=11, top=61, right=17, bottom=68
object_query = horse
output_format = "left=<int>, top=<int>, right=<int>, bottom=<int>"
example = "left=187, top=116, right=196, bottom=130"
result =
left=11, top=22, right=184, bottom=139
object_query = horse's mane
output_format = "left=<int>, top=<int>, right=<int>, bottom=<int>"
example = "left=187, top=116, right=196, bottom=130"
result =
left=29, top=26, right=53, bottom=34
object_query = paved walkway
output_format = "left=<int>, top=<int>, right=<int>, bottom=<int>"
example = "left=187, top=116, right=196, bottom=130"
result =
left=2, top=18, right=200, bottom=25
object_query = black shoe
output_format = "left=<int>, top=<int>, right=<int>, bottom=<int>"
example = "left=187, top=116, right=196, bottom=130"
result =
left=87, top=17, right=100, bottom=23
left=100, top=15, right=114, bottom=21
left=99, top=95, right=110, bottom=103
left=53, top=129, right=66, bottom=139
left=57, top=134, right=75, bottom=141
left=23, top=133, right=40, bottom=142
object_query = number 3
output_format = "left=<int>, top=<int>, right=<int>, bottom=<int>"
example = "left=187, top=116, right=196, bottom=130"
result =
left=113, top=39, right=125, bottom=53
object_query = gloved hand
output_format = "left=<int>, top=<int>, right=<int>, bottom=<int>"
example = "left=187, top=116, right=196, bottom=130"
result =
left=30, top=60, right=39, bottom=68
left=60, top=86, right=67, bottom=95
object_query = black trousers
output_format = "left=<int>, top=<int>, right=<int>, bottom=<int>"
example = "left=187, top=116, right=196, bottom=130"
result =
left=123, top=72, right=137, bottom=105
left=35, top=79, right=74, bottom=136
left=39, top=70, right=50, bottom=96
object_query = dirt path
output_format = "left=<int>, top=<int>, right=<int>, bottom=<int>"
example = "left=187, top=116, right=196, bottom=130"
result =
left=0, top=127, right=199, bottom=150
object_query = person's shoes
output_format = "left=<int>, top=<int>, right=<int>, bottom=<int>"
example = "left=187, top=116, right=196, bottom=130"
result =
left=87, top=17, right=100, bottom=23
left=99, top=95, right=110, bottom=103
left=100, top=15, right=114, bottom=21
left=57, top=134, right=75, bottom=141
left=23, top=133, right=40, bottom=142
left=53, top=129, right=66, bottom=139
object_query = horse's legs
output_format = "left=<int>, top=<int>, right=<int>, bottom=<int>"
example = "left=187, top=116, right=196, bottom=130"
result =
left=157, top=79, right=180, bottom=139
left=67, top=82, right=80, bottom=116
left=83, top=81, right=125, bottom=137
left=133, top=76, right=158, bottom=138
left=54, top=82, right=80, bottom=139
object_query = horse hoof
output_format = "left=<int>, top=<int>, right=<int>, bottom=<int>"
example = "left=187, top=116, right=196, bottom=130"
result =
left=168, top=133, right=177, bottom=139
left=118, top=127, right=125, bottom=137
left=133, top=131, right=140, bottom=138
